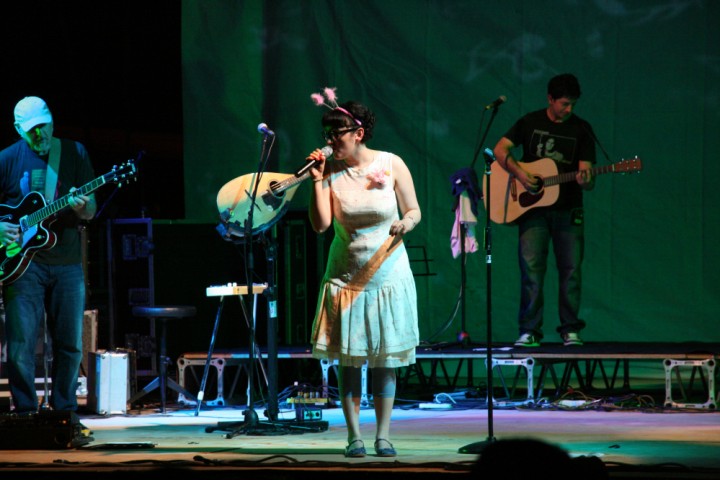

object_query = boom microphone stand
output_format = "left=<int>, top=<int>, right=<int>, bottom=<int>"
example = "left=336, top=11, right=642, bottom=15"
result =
left=200, top=138, right=264, bottom=437
left=211, top=131, right=277, bottom=435
left=458, top=101, right=503, bottom=454
left=207, top=128, right=328, bottom=437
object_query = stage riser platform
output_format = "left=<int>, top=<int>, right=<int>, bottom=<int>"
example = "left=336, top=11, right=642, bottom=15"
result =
left=175, top=343, right=719, bottom=411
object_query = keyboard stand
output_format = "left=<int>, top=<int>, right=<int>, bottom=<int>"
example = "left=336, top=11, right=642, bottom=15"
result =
left=194, top=283, right=268, bottom=417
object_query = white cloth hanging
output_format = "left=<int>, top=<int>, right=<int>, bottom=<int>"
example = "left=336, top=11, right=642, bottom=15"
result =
left=451, top=191, right=479, bottom=258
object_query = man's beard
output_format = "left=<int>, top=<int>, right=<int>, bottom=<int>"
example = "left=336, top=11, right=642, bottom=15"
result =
left=32, top=139, right=51, bottom=156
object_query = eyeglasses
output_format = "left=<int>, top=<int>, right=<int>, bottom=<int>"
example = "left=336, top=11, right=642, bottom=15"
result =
left=322, top=126, right=360, bottom=142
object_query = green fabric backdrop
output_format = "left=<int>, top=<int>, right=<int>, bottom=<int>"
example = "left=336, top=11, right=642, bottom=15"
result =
left=182, top=0, right=720, bottom=345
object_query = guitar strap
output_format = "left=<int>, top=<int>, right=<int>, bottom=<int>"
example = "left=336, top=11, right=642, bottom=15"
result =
left=45, top=137, right=61, bottom=202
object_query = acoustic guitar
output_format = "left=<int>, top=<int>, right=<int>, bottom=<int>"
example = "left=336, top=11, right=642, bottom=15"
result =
left=483, top=156, right=642, bottom=224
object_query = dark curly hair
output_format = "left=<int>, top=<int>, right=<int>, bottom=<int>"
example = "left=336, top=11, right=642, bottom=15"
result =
left=547, top=73, right=582, bottom=100
left=321, top=101, right=376, bottom=143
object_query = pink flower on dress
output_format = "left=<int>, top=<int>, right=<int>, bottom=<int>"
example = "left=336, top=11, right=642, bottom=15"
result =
left=367, top=168, right=389, bottom=188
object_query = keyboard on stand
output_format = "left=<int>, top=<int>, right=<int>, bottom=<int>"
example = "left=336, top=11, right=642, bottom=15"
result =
left=205, top=282, right=268, bottom=297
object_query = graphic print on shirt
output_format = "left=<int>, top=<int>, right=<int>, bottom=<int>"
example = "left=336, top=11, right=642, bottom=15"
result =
left=531, top=131, right=577, bottom=166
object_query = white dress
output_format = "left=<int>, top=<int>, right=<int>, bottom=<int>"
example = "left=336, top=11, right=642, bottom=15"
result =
left=310, top=151, right=419, bottom=368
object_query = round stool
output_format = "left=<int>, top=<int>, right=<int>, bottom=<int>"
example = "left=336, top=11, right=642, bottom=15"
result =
left=127, top=305, right=198, bottom=412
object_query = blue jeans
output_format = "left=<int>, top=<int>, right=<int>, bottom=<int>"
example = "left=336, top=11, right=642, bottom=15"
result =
left=516, top=208, right=586, bottom=340
left=4, top=262, right=85, bottom=413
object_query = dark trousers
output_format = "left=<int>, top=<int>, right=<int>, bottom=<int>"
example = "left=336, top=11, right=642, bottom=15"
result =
left=516, top=208, right=586, bottom=340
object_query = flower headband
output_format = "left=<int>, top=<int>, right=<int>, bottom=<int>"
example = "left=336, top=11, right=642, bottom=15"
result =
left=310, top=87, right=362, bottom=126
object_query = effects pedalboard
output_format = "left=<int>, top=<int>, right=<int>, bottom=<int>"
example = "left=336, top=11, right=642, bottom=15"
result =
left=0, top=410, right=94, bottom=449
left=286, top=391, right=328, bottom=421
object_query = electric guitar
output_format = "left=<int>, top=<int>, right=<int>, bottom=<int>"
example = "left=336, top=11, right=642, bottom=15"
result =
left=216, top=169, right=313, bottom=238
left=483, top=156, right=642, bottom=224
left=0, top=160, right=137, bottom=284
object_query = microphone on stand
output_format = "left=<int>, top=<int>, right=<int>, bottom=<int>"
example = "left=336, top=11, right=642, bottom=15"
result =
left=257, top=123, right=275, bottom=136
left=483, top=147, right=495, bottom=161
left=294, top=146, right=333, bottom=177
left=484, top=95, right=507, bottom=110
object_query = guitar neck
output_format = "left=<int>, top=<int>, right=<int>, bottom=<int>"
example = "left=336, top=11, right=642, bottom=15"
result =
left=545, top=163, right=618, bottom=187
left=270, top=171, right=312, bottom=195
left=27, top=176, right=107, bottom=227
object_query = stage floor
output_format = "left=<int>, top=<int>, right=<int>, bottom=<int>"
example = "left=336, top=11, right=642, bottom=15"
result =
left=0, top=401, right=719, bottom=480
left=1, top=341, right=719, bottom=479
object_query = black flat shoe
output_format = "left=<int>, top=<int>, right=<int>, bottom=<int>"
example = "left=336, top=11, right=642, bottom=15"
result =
left=374, top=438, right=397, bottom=457
left=345, top=439, right=366, bottom=458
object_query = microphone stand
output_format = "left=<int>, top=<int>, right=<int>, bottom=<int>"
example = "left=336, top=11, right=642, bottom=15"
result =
left=208, top=131, right=328, bottom=437
left=458, top=104, right=502, bottom=454
left=207, top=132, right=273, bottom=435
left=236, top=133, right=272, bottom=432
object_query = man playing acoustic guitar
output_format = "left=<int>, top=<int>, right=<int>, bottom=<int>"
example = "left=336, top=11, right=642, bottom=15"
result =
left=492, top=74, right=595, bottom=348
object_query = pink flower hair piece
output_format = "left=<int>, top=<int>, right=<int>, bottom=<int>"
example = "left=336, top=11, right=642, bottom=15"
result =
left=310, top=87, right=339, bottom=110
left=324, top=87, right=338, bottom=104
left=310, top=86, right=362, bottom=125
left=311, top=93, right=324, bottom=106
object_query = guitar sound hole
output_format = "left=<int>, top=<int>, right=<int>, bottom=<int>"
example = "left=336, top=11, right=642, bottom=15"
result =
left=262, top=185, right=284, bottom=211
left=267, top=181, right=285, bottom=198
left=528, top=177, right=544, bottom=195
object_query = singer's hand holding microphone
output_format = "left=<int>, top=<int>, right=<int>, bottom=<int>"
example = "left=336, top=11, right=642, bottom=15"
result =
left=304, top=146, right=333, bottom=183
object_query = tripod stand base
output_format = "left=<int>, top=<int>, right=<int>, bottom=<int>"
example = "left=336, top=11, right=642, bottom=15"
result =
left=129, top=377, right=198, bottom=412
left=206, top=409, right=329, bottom=437
left=458, top=436, right=497, bottom=454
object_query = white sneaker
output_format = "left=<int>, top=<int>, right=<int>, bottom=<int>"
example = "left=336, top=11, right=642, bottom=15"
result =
left=562, top=332, right=583, bottom=346
left=514, top=333, right=540, bottom=347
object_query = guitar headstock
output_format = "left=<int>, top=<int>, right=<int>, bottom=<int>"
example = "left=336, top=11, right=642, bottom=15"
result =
left=106, top=159, right=138, bottom=186
left=614, top=156, right=642, bottom=174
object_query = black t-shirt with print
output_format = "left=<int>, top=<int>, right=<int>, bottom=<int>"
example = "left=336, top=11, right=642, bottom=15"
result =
left=503, top=109, right=596, bottom=210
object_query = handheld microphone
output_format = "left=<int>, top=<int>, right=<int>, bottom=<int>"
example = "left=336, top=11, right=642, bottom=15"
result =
left=257, top=123, right=275, bottom=136
left=295, top=146, right=333, bottom=177
left=484, top=95, right=507, bottom=110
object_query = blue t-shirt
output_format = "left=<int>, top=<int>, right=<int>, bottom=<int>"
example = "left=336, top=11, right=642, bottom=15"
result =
left=0, top=138, right=95, bottom=264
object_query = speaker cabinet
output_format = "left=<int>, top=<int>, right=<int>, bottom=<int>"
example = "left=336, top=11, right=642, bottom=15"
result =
left=277, top=211, right=331, bottom=346
left=106, top=218, right=156, bottom=376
